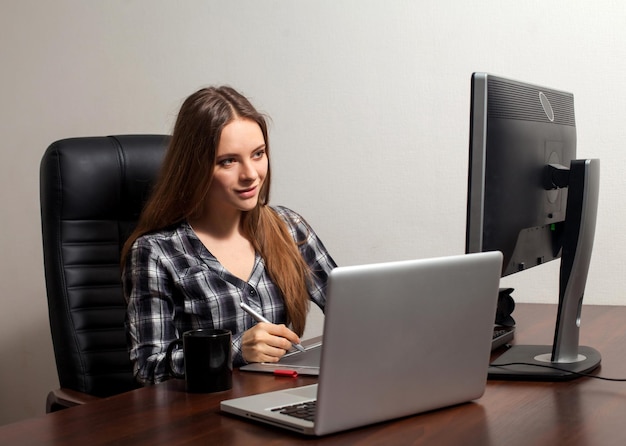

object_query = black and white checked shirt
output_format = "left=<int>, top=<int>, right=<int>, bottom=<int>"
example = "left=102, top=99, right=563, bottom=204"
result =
left=123, top=206, right=336, bottom=385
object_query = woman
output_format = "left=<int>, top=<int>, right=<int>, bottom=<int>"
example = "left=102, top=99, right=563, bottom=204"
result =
left=121, top=86, right=336, bottom=385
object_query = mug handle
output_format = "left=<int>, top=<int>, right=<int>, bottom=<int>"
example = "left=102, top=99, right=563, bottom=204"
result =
left=165, top=339, right=185, bottom=379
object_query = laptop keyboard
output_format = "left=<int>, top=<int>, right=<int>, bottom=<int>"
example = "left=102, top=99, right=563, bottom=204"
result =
left=492, top=325, right=515, bottom=350
left=272, top=401, right=317, bottom=421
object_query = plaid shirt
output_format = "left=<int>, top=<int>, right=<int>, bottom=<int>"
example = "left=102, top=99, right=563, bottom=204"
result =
left=123, top=206, right=336, bottom=385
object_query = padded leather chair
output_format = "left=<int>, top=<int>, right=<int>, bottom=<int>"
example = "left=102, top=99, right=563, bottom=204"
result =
left=40, top=135, right=169, bottom=412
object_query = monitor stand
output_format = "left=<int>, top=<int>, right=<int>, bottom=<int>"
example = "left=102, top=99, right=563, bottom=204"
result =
left=488, top=159, right=601, bottom=381
left=489, top=344, right=601, bottom=381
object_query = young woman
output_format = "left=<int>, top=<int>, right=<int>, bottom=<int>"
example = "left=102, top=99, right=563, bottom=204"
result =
left=121, top=86, right=336, bottom=385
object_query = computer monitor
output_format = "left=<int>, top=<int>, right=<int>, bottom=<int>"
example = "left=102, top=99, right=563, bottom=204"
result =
left=466, top=72, right=601, bottom=380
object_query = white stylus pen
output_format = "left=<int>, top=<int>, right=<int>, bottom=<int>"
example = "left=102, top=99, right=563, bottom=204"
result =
left=239, top=301, right=306, bottom=353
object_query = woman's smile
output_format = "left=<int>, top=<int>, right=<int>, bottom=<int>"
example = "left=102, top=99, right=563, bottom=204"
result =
left=236, top=185, right=259, bottom=199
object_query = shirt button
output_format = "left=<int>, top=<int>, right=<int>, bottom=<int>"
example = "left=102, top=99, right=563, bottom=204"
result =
left=249, top=289, right=256, bottom=296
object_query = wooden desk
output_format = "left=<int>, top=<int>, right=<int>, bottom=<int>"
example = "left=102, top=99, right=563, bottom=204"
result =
left=3, top=303, right=626, bottom=445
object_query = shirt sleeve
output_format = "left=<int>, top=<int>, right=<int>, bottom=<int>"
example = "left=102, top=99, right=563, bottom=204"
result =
left=231, top=333, right=247, bottom=366
left=123, top=238, right=181, bottom=385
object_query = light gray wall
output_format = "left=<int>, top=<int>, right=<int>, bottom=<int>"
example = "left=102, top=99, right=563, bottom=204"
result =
left=2, top=0, right=625, bottom=425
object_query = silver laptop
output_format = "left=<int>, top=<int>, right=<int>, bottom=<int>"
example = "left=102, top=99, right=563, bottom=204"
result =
left=221, top=251, right=502, bottom=436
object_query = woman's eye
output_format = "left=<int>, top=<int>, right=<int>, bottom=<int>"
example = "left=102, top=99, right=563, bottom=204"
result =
left=218, top=158, right=235, bottom=166
left=253, top=150, right=266, bottom=159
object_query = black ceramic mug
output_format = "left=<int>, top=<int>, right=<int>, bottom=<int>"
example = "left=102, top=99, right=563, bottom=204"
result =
left=165, top=328, right=232, bottom=393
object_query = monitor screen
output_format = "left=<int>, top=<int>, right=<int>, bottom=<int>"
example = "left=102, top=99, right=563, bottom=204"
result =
left=465, top=73, right=601, bottom=380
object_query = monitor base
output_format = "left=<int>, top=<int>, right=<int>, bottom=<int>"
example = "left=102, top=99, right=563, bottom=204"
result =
left=488, top=345, right=601, bottom=381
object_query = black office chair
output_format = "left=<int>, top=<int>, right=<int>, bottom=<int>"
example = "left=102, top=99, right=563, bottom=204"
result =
left=40, top=135, right=169, bottom=412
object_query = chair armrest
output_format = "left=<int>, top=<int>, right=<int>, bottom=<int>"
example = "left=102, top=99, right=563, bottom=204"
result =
left=46, top=388, right=102, bottom=413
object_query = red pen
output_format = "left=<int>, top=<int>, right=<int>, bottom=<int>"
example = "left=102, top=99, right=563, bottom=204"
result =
left=273, top=369, right=298, bottom=377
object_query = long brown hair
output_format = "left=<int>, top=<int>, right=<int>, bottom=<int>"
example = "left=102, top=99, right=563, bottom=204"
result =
left=121, top=86, right=310, bottom=334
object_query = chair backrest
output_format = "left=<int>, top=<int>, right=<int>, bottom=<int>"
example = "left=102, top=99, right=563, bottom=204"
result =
left=40, top=135, right=170, bottom=397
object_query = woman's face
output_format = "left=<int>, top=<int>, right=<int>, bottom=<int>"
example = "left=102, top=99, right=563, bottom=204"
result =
left=206, top=118, right=268, bottom=215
